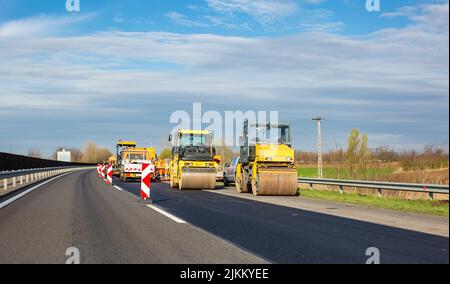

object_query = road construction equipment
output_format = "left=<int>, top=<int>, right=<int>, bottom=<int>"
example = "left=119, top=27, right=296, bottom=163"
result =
left=235, top=120, right=298, bottom=196
left=162, top=159, right=171, bottom=181
left=116, top=140, right=156, bottom=182
left=169, top=129, right=217, bottom=190
left=155, top=159, right=166, bottom=181
left=108, top=155, right=120, bottom=177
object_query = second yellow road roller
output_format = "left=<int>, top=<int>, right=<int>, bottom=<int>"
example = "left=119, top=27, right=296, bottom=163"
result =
left=235, top=120, right=298, bottom=196
left=169, top=129, right=218, bottom=190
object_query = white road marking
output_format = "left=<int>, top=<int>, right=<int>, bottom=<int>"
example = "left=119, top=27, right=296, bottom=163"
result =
left=146, top=204, right=186, bottom=224
left=0, top=172, right=72, bottom=209
left=113, top=185, right=123, bottom=191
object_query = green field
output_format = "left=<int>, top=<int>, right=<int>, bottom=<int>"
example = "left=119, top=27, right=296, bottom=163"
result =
left=298, top=189, right=449, bottom=216
left=297, top=166, right=395, bottom=180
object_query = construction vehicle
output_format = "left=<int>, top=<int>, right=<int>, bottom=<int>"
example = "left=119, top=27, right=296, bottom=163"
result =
left=162, top=159, right=171, bottom=181
left=108, top=155, right=120, bottom=177
left=116, top=140, right=156, bottom=182
left=169, top=129, right=218, bottom=190
left=235, top=120, right=298, bottom=196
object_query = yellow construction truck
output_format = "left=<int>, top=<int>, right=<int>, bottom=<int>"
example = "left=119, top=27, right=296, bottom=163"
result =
left=235, top=120, right=298, bottom=196
left=116, top=140, right=156, bottom=182
left=108, top=155, right=119, bottom=177
left=169, top=129, right=218, bottom=190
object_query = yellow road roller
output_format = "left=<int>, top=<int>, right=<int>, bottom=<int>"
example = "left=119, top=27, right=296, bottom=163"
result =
left=169, top=129, right=218, bottom=190
left=235, top=120, right=298, bottom=196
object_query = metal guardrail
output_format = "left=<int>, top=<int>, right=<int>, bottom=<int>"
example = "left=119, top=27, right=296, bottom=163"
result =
left=298, top=178, right=449, bottom=200
left=0, top=166, right=94, bottom=192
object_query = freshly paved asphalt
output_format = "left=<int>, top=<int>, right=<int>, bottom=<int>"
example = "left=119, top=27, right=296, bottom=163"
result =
left=114, top=177, right=449, bottom=264
left=0, top=169, right=448, bottom=264
left=0, top=170, right=266, bottom=264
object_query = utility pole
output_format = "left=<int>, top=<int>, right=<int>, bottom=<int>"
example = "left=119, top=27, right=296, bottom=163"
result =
left=312, top=117, right=325, bottom=178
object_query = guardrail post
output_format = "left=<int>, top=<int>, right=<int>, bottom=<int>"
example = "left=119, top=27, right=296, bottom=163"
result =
left=377, top=188, right=382, bottom=198
left=429, top=192, right=434, bottom=201
left=12, top=177, right=16, bottom=187
left=20, top=176, right=23, bottom=185
left=339, top=185, right=344, bottom=194
left=310, top=183, right=313, bottom=190
left=26, top=175, right=29, bottom=183
left=3, top=178, right=7, bottom=190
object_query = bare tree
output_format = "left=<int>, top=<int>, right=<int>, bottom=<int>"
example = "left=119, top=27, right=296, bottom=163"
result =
left=27, top=149, right=42, bottom=159
left=82, top=142, right=97, bottom=163
left=345, top=128, right=370, bottom=179
left=159, top=148, right=172, bottom=160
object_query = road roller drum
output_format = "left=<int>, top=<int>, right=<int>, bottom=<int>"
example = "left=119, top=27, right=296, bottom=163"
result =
left=251, top=168, right=298, bottom=196
left=179, top=167, right=216, bottom=190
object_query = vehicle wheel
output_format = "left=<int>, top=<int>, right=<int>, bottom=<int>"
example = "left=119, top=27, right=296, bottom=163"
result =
left=178, top=176, right=183, bottom=190
left=235, top=172, right=245, bottom=193
left=170, top=176, right=178, bottom=189
left=251, top=174, right=259, bottom=196
left=224, top=176, right=229, bottom=186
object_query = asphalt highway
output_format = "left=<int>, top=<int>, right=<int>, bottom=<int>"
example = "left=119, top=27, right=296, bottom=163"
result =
left=114, top=175, right=449, bottom=264
left=0, top=169, right=448, bottom=264
left=0, top=170, right=266, bottom=264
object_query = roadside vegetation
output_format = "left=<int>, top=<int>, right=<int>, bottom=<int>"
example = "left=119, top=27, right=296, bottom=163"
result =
left=298, top=189, right=449, bottom=217
left=28, top=142, right=113, bottom=164
left=296, top=128, right=448, bottom=207
left=296, top=129, right=449, bottom=185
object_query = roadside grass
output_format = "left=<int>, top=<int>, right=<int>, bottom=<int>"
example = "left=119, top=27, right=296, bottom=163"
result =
left=297, top=166, right=395, bottom=180
left=298, top=189, right=449, bottom=217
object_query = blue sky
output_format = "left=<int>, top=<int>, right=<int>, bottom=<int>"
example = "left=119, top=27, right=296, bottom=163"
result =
left=0, top=0, right=448, bottom=156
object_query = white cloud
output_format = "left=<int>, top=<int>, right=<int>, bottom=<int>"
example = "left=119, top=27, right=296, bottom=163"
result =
left=0, top=2, right=448, bottom=150
left=166, top=12, right=252, bottom=30
left=382, top=2, right=449, bottom=32
left=166, top=12, right=211, bottom=28
left=0, top=14, right=92, bottom=38
left=207, top=0, right=298, bottom=24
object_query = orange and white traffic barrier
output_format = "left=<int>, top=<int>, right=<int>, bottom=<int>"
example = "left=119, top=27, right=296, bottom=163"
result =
left=106, top=164, right=113, bottom=185
left=141, top=163, right=151, bottom=200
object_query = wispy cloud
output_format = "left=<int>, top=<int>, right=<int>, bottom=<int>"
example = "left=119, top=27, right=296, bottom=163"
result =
left=206, top=0, right=299, bottom=24
left=0, top=1, right=448, bottom=153
left=166, top=11, right=252, bottom=30
left=166, top=12, right=211, bottom=28
left=381, top=1, right=449, bottom=32
left=0, top=14, right=93, bottom=38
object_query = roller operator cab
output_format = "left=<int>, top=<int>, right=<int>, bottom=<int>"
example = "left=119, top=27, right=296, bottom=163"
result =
left=169, top=130, right=218, bottom=190
left=235, top=120, right=298, bottom=196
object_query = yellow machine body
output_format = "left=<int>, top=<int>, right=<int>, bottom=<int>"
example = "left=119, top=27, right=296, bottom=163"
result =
left=235, top=121, right=298, bottom=196
left=169, top=129, right=217, bottom=190
left=116, top=140, right=156, bottom=182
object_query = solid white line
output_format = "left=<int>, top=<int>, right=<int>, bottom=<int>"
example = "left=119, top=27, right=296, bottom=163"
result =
left=113, top=185, right=123, bottom=191
left=0, top=172, right=72, bottom=209
left=146, top=204, right=186, bottom=224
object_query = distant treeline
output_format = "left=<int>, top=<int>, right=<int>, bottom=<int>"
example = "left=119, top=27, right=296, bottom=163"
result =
left=27, top=142, right=113, bottom=164
left=296, top=145, right=449, bottom=171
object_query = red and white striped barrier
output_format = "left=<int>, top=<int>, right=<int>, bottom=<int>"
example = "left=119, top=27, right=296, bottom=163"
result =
left=97, top=164, right=102, bottom=176
left=141, top=163, right=151, bottom=200
left=101, top=164, right=106, bottom=179
left=106, top=164, right=113, bottom=185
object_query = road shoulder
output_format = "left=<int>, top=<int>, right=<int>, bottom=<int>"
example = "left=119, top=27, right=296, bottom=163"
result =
left=205, top=186, right=449, bottom=237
